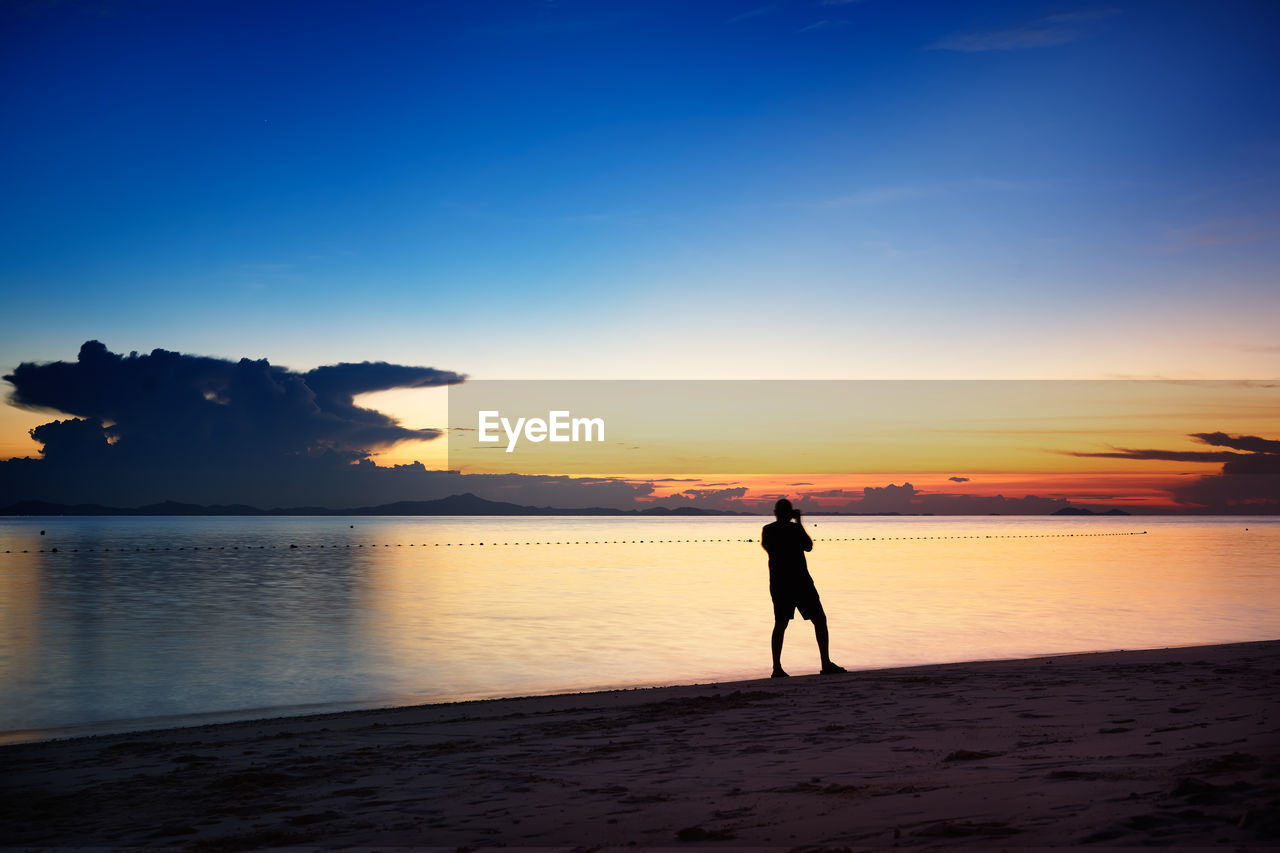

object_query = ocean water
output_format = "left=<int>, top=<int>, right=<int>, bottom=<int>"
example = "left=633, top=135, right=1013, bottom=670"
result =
left=1, top=514, right=1277, bottom=743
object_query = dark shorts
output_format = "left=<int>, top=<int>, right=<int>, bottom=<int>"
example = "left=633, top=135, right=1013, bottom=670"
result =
left=771, top=586, right=824, bottom=622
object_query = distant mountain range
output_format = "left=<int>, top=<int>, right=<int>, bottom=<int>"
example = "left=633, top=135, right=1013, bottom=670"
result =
left=0, top=493, right=753, bottom=517
left=0, top=493, right=1134, bottom=516
left=1050, top=506, right=1132, bottom=516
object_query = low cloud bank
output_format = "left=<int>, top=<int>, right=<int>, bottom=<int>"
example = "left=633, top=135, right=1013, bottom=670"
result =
left=2, top=341, right=655, bottom=509
left=1069, top=432, right=1280, bottom=513
left=5, top=344, right=1275, bottom=513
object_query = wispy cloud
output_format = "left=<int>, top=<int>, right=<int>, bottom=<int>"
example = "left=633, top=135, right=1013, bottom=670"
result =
left=1063, top=448, right=1240, bottom=464
left=728, top=6, right=772, bottom=23
left=1194, top=432, right=1280, bottom=454
left=930, top=9, right=1119, bottom=53
left=1069, top=432, right=1280, bottom=510
left=814, top=185, right=932, bottom=207
left=796, top=0, right=864, bottom=32
left=236, top=262, right=297, bottom=275
left=1062, top=432, right=1280, bottom=468
left=554, top=212, right=614, bottom=224
left=1163, top=212, right=1280, bottom=253
left=485, top=7, right=639, bottom=39
left=798, top=19, right=851, bottom=33
left=786, top=177, right=1048, bottom=210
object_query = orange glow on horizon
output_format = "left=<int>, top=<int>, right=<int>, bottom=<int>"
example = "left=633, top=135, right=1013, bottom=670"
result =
left=627, top=471, right=1192, bottom=511
left=0, top=407, right=48, bottom=460
left=3, top=379, right=1272, bottom=514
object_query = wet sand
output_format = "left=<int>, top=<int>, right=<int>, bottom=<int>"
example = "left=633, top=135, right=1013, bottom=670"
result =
left=2, top=640, right=1278, bottom=850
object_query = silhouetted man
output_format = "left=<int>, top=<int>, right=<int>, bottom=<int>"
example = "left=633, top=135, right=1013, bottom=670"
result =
left=761, top=498, right=844, bottom=678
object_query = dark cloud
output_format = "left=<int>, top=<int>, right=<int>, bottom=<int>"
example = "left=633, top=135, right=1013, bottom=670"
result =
left=912, top=492, right=1071, bottom=515
left=827, top=482, right=1072, bottom=515
left=0, top=341, right=679, bottom=510
left=1173, top=474, right=1280, bottom=512
left=1177, top=432, right=1280, bottom=510
left=1221, top=456, right=1280, bottom=475
left=649, top=486, right=749, bottom=511
left=948, top=476, right=970, bottom=483
left=5, top=340, right=463, bottom=460
left=1067, top=430, right=1280, bottom=513
left=480, top=474, right=657, bottom=509
left=1, top=341, right=460, bottom=506
left=1191, top=432, right=1280, bottom=455
left=853, top=482, right=919, bottom=514
left=653, top=482, right=1088, bottom=516
left=304, top=361, right=464, bottom=451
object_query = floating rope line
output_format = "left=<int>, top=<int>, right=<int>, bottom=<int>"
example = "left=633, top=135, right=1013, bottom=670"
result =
left=1, top=530, right=1150, bottom=553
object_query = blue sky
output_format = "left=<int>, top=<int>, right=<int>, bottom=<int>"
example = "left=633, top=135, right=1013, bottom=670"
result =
left=2, top=0, right=1278, bottom=437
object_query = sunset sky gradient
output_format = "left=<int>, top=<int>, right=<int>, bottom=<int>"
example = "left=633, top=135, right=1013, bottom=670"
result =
left=2, top=0, right=1277, bottom=511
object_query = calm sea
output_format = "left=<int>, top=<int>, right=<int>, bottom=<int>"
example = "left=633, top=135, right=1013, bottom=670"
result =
left=1, top=515, right=1277, bottom=743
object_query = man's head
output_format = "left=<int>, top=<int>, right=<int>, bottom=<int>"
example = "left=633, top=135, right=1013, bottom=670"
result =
left=774, top=498, right=793, bottom=520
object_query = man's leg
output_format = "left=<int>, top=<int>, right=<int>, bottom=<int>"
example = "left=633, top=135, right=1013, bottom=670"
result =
left=810, top=602, right=845, bottom=673
left=771, top=617, right=789, bottom=676
left=812, top=611, right=832, bottom=667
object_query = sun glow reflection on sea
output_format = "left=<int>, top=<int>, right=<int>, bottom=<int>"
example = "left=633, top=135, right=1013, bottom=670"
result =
left=0, top=515, right=1276, bottom=741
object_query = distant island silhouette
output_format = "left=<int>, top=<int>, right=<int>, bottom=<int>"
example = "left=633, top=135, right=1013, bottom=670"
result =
left=1051, top=507, right=1132, bottom=516
left=0, top=493, right=750, bottom=517
left=2, top=493, right=1133, bottom=517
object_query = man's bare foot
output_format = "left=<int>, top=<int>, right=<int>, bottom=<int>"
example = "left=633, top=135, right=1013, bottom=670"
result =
left=771, top=668, right=789, bottom=678
left=820, top=662, right=847, bottom=674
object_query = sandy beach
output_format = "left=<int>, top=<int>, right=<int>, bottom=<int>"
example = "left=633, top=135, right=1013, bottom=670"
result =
left=2, top=640, right=1278, bottom=850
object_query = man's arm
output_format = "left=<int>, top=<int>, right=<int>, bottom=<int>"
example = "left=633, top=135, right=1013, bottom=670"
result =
left=796, top=513, right=813, bottom=551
